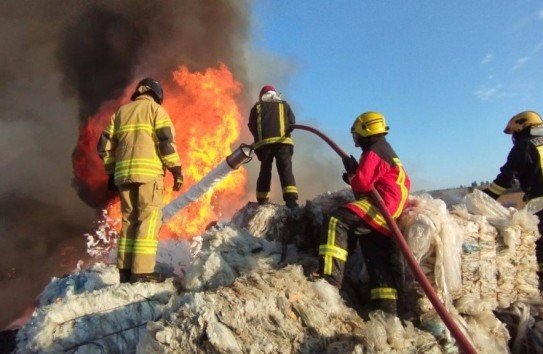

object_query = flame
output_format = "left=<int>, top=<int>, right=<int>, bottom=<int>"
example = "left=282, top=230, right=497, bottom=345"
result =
left=73, top=64, right=247, bottom=239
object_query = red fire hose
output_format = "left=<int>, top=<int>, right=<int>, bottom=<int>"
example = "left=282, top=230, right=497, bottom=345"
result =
left=290, top=124, right=477, bottom=354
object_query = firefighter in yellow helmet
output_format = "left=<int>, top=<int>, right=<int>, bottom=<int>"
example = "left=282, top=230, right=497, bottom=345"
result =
left=317, top=111, right=411, bottom=314
left=482, top=110, right=543, bottom=274
left=248, top=85, right=298, bottom=209
left=97, top=78, right=183, bottom=284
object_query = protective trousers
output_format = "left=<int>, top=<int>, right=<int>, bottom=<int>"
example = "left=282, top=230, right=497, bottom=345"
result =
left=536, top=209, right=543, bottom=274
left=117, top=175, right=164, bottom=274
left=255, top=144, right=298, bottom=205
left=318, top=207, right=398, bottom=313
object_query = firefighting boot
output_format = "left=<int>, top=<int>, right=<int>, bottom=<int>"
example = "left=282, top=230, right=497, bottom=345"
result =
left=372, top=299, right=397, bottom=315
left=129, top=272, right=166, bottom=284
left=119, top=269, right=131, bottom=284
left=257, top=198, right=269, bottom=205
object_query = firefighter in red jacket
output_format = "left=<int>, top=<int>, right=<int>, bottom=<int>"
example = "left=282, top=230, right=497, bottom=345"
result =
left=482, top=111, right=543, bottom=274
left=317, top=111, right=411, bottom=314
left=248, top=85, right=298, bottom=209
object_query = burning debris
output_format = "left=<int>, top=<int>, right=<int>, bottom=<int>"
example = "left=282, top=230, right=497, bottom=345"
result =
left=11, top=189, right=543, bottom=353
left=0, top=0, right=253, bottom=332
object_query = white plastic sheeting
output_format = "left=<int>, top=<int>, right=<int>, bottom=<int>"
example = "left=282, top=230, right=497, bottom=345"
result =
left=13, top=189, right=543, bottom=353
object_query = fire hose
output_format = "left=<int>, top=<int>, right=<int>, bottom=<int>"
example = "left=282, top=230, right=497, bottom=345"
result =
left=290, top=124, right=477, bottom=354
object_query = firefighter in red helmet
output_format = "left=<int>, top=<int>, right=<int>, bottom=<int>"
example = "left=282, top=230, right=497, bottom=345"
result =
left=317, top=111, right=411, bottom=314
left=482, top=110, right=543, bottom=276
left=248, top=85, right=298, bottom=209
left=97, top=78, right=183, bottom=284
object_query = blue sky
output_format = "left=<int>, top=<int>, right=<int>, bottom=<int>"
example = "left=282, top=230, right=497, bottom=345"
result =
left=248, top=1, right=543, bottom=192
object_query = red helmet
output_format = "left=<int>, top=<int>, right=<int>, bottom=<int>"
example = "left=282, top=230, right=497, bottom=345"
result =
left=259, top=85, right=276, bottom=99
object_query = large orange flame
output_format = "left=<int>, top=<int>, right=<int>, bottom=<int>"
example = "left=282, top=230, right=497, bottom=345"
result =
left=74, top=64, right=248, bottom=239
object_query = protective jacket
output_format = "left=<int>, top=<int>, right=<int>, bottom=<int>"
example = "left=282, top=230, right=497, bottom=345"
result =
left=487, top=131, right=543, bottom=200
left=343, top=136, right=411, bottom=236
left=248, top=98, right=295, bottom=150
left=97, top=95, right=181, bottom=185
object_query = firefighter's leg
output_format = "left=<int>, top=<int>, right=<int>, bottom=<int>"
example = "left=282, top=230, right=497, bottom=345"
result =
left=117, top=184, right=139, bottom=282
left=536, top=209, right=543, bottom=289
left=131, top=176, right=164, bottom=275
left=275, top=144, right=298, bottom=208
left=256, top=147, right=273, bottom=204
left=317, top=208, right=355, bottom=288
left=359, top=232, right=398, bottom=314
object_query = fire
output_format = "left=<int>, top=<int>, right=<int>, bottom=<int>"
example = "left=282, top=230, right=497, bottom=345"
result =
left=73, top=64, right=247, bottom=239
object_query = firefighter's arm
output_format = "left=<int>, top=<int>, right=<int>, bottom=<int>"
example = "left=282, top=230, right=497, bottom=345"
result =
left=155, top=108, right=181, bottom=169
left=97, top=114, right=117, bottom=175
left=350, top=152, right=381, bottom=194
left=248, top=105, right=258, bottom=138
left=485, top=143, right=527, bottom=198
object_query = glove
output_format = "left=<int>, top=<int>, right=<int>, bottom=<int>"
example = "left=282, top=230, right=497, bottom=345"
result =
left=481, top=188, right=500, bottom=200
left=107, top=174, right=117, bottom=192
left=342, top=155, right=358, bottom=174
left=170, top=166, right=184, bottom=192
left=342, top=172, right=353, bottom=185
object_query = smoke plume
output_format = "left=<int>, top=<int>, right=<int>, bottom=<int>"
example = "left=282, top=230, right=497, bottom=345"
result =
left=0, top=0, right=250, bottom=330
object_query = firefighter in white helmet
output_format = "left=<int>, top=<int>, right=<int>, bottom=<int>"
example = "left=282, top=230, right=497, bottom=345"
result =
left=97, top=78, right=183, bottom=284
left=248, top=85, right=298, bottom=209
left=482, top=110, right=543, bottom=275
left=317, top=111, right=411, bottom=314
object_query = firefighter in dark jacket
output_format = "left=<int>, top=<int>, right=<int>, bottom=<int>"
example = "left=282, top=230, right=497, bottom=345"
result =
left=97, top=78, right=183, bottom=284
left=482, top=111, right=543, bottom=273
left=248, top=85, right=298, bottom=208
left=317, top=111, right=411, bottom=314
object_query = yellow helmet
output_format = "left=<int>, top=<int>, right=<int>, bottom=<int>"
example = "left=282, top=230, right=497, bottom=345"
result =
left=503, top=111, right=543, bottom=134
left=351, top=111, right=389, bottom=138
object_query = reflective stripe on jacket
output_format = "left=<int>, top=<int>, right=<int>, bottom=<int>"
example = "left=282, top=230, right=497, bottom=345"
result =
left=248, top=100, right=295, bottom=149
left=97, top=95, right=181, bottom=185
left=343, top=138, right=411, bottom=236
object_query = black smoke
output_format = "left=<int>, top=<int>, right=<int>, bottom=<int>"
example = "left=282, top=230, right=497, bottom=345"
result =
left=0, top=0, right=251, bottom=330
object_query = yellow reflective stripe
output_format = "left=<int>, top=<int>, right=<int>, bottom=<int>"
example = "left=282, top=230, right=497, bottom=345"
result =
left=538, top=146, right=543, bottom=180
left=253, top=137, right=294, bottom=149
left=370, top=287, right=398, bottom=300
left=115, top=158, right=164, bottom=177
left=318, top=245, right=348, bottom=261
left=282, top=186, right=298, bottom=194
left=349, top=199, right=390, bottom=231
left=323, top=217, right=336, bottom=275
left=145, top=209, right=160, bottom=240
left=115, top=123, right=153, bottom=135
left=118, top=238, right=159, bottom=255
left=488, top=182, right=506, bottom=195
left=279, top=102, right=285, bottom=136
left=118, top=238, right=159, bottom=246
left=155, top=118, right=173, bottom=129
left=115, top=169, right=163, bottom=179
left=117, top=245, right=158, bottom=255
left=392, top=157, right=408, bottom=219
left=256, top=191, right=270, bottom=198
left=256, top=103, right=263, bottom=142
left=162, top=153, right=180, bottom=165
left=319, top=217, right=348, bottom=275
left=115, top=158, right=162, bottom=167
left=105, top=124, right=115, bottom=135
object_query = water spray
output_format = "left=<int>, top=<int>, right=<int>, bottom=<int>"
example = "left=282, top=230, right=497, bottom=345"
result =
left=290, top=123, right=477, bottom=354
left=162, top=143, right=253, bottom=223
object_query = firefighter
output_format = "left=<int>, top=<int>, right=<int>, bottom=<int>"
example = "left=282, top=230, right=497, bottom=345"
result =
left=317, top=111, right=411, bottom=314
left=248, top=85, right=298, bottom=209
left=97, top=78, right=183, bottom=284
left=482, top=111, right=543, bottom=274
